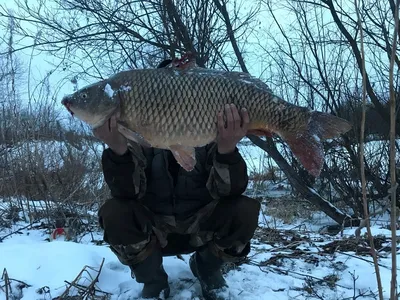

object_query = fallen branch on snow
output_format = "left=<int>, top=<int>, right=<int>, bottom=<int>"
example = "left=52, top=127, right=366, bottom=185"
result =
left=0, top=268, right=10, bottom=300
left=55, top=258, right=110, bottom=299
left=0, top=268, right=31, bottom=300
left=0, top=222, right=39, bottom=243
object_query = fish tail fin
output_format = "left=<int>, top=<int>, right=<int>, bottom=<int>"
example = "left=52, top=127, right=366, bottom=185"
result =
left=309, top=111, right=352, bottom=140
left=281, top=112, right=352, bottom=177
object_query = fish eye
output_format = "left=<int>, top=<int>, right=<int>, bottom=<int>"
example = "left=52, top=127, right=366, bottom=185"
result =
left=81, top=93, right=88, bottom=99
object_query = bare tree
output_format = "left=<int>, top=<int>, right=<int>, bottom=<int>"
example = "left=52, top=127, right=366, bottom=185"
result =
left=0, top=0, right=359, bottom=225
left=7, top=0, right=400, bottom=228
left=248, top=0, right=400, bottom=222
left=0, top=0, right=260, bottom=80
left=0, top=14, right=108, bottom=235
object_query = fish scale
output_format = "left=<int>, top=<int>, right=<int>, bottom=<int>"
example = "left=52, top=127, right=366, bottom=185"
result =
left=61, top=65, right=352, bottom=177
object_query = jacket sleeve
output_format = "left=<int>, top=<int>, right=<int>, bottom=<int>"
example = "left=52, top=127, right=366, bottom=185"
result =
left=101, top=143, right=147, bottom=201
left=205, top=143, right=249, bottom=199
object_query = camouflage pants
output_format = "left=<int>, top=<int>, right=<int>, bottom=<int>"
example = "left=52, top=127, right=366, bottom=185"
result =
left=98, top=195, right=260, bottom=266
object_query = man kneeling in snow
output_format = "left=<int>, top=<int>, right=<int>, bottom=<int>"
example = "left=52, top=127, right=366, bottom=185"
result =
left=93, top=60, right=260, bottom=300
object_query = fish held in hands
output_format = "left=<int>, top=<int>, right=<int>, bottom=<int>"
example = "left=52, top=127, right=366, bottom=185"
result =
left=60, top=65, right=352, bottom=177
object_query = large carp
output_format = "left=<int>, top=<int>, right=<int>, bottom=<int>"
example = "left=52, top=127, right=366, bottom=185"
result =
left=61, top=63, right=351, bottom=177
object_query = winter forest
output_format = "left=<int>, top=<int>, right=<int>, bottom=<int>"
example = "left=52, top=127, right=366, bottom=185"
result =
left=0, top=0, right=399, bottom=299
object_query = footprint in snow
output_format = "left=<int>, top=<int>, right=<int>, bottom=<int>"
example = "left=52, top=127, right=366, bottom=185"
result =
left=106, top=261, right=130, bottom=272
left=114, top=280, right=141, bottom=299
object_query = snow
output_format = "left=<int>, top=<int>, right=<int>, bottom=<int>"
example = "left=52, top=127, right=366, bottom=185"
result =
left=239, top=79, right=253, bottom=85
left=342, top=226, right=400, bottom=238
left=119, top=85, right=132, bottom=92
left=312, top=134, right=320, bottom=142
left=104, top=83, right=115, bottom=98
left=0, top=211, right=397, bottom=299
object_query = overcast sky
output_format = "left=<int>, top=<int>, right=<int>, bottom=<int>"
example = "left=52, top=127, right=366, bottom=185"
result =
left=0, top=0, right=77, bottom=119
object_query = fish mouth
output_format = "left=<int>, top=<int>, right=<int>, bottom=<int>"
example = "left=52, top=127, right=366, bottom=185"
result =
left=61, top=97, right=74, bottom=116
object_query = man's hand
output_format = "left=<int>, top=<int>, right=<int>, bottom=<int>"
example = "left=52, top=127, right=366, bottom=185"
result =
left=217, top=104, right=249, bottom=154
left=93, top=115, right=128, bottom=156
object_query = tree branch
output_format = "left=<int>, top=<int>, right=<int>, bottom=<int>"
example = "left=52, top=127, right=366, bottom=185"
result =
left=213, top=0, right=248, bottom=73
left=323, top=0, right=400, bottom=134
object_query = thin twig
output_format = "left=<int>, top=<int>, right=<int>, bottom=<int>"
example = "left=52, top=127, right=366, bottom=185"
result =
left=337, top=251, right=395, bottom=271
left=388, top=0, right=400, bottom=298
left=59, top=264, right=89, bottom=297
left=0, top=222, right=38, bottom=243
left=83, top=257, right=105, bottom=297
left=1, top=268, right=10, bottom=300
left=59, top=258, right=106, bottom=298
left=355, top=194, right=392, bottom=238
left=354, top=0, right=384, bottom=299
left=249, top=261, right=353, bottom=290
left=63, top=280, right=111, bottom=296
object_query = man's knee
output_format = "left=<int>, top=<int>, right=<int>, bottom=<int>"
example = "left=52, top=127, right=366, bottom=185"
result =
left=204, top=195, right=260, bottom=255
left=110, top=234, right=157, bottom=267
left=229, top=195, right=261, bottom=245
left=98, top=198, right=152, bottom=246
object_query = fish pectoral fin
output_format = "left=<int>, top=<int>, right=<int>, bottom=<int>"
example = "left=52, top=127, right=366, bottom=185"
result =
left=117, top=123, right=152, bottom=148
left=247, top=129, right=274, bottom=138
left=283, top=132, right=324, bottom=178
left=169, top=145, right=196, bottom=172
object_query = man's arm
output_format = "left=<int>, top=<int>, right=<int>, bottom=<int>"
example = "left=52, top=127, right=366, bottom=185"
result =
left=94, top=115, right=146, bottom=201
left=206, top=104, right=249, bottom=199
left=101, top=146, right=146, bottom=201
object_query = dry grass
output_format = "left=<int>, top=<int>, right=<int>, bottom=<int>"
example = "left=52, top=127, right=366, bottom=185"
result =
left=262, top=195, right=315, bottom=224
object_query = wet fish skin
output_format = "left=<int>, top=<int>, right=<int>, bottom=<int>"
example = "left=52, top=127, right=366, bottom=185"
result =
left=61, top=66, right=352, bottom=177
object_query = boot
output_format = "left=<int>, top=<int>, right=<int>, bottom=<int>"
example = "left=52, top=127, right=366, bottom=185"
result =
left=189, top=247, right=228, bottom=300
left=130, top=249, right=170, bottom=299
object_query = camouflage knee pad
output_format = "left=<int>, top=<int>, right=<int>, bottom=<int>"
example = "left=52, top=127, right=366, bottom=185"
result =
left=110, top=234, right=157, bottom=266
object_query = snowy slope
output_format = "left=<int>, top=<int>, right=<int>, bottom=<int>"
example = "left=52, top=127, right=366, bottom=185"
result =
left=0, top=212, right=397, bottom=300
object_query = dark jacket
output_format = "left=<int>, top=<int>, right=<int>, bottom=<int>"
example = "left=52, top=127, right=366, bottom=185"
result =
left=101, top=142, right=248, bottom=219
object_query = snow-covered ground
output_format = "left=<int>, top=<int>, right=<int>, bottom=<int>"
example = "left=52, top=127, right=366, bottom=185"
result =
left=0, top=197, right=398, bottom=300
